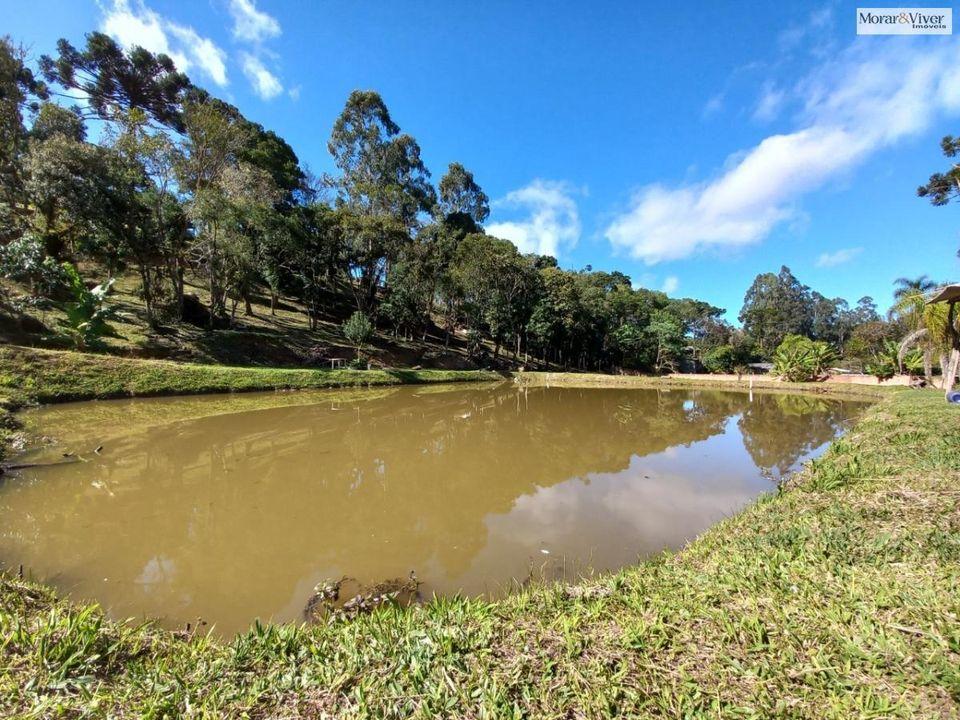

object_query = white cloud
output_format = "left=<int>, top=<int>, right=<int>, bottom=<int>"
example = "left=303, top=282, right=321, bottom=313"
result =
left=753, top=81, right=785, bottom=121
left=167, top=24, right=228, bottom=87
left=604, top=39, right=960, bottom=265
left=815, top=247, right=862, bottom=268
left=487, top=180, right=581, bottom=258
left=778, top=5, right=835, bottom=54
left=241, top=53, right=283, bottom=99
left=228, top=0, right=281, bottom=43
left=662, top=276, right=679, bottom=294
left=101, top=0, right=228, bottom=86
left=702, top=92, right=724, bottom=119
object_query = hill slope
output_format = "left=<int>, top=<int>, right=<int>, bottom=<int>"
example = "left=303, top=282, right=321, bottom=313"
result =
left=0, top=270, right=500, bottom=370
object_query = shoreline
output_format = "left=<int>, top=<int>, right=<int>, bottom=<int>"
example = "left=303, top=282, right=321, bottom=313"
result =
left=515, top=370, right=890, bottom=400
left=2, top=345, right=894, bottom=464
left=0, top=345, right=504, bottom=464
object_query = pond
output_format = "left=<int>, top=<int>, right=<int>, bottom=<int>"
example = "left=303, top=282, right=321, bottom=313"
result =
left=0, top=383, right=867, bottom=635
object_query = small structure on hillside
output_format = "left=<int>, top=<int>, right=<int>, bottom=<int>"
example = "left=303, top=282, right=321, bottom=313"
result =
left=928, top=284, right=960, bottom=402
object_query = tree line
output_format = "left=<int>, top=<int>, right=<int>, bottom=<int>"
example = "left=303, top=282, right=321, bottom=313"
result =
left=0, top=33, right=954, bottom=376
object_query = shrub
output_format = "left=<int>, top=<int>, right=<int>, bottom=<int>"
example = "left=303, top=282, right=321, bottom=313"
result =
left=342, top=311, right=373, bottom=360
left=771, top=335, right=837, bottom=382
left=55, top=263, right=122, bottom=349
left=865, top=340, right=923, bottom=381
left=0, top=234, right=65, bottom=297
left=702, top=344, right=752, bottom=374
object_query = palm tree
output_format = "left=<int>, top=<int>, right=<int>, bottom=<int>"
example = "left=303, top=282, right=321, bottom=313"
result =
left=893, top=275, right=937, bottom=301
left=891, top=279, right=954, bottom=388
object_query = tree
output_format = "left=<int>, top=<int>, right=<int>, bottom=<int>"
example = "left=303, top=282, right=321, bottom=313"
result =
left=893, top=275, right=937, bottom=301
left=810, top=292, right=841, bottom=344
left=399, top=162, right=492, bottom=332
left=917, top=135, right=960, bottom=207
left=0, top=37, right=48, bottom=244
left=289, top=203, right=342, bottom=329
left=342, top=310, right=373, bottom=360
left=437, top=162, right=489, bottom=228
left=739, top=266, right=814, bottom=356
left=0, top=233, right=64, bottom=296
left=528, top=266, right=577, bottom=366
left=327, top=91, right=435, bottom=311
left=336, top=208, right=411, bottom=313
left=30, top=102, right=85, bottom=142
left=843, top=320, right=894, bottom=368
left=23, top=129, right=135, bottom=261
left=175, top=99, right=278, bottom=323
left=918, top=135, right=960, bottom=257
left=39, top=33, right=190, bottom=130
left=451, top=233, right=536, bottom=361
left=890, top=280, right=952, bottom=387
left=108, top=108, right=188, bottom=318
left=645, top=309, right=685, bottom=374
left=702, top=344, right=751, bottom=374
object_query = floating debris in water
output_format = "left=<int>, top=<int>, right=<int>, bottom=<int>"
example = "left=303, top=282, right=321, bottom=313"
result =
left=304, top=572, right=421, bottom=621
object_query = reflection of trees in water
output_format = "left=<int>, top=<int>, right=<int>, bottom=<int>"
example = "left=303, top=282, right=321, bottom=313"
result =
left=737, top=394, right=862, bottom=481
left=1, top=386, right=864, bottom=630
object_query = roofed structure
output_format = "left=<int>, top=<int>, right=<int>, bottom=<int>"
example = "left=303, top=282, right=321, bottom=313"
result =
left=927, top=284, right=960, bottom=305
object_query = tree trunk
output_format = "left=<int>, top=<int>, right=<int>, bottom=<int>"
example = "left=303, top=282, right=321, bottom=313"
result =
left=943, top=348, right=959, bottom=397
left=209, top=272, right=218, bottom=329
left=139, top=266, right=154, bottom=326
left=944, top=301, right=959, bottom=397
left=168, top=259, right=185, bottom=319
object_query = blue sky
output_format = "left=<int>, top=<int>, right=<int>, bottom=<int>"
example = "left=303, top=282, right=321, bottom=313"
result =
left=5, top=0, right=960, bottom=318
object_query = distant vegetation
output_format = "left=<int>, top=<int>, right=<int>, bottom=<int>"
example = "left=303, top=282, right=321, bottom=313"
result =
left=0, top=33, right=956, bottom=383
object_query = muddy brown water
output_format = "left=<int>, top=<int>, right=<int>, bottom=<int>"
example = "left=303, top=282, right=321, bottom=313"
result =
left=0, top=383, right=868, bottom=635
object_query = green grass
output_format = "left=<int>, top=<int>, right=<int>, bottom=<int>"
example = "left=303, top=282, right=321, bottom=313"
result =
left=1, top=355, right=959, bottom=717
left=516, top=370, right=888, bottom=400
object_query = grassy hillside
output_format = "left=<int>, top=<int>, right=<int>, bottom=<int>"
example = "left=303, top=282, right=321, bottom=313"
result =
left=0, top=269, right=495, bottom=370
left=2, top=382, right=959, bottom=717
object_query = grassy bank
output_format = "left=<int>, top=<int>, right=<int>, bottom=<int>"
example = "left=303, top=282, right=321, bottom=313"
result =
left=2, top=377, right=958, bottom=717
left=516, top=370, right=888, bottom=400
left=0, top=345, right=503, bottom=463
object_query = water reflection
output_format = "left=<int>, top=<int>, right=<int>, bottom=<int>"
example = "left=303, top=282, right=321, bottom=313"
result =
left=0, top=385, right=867, bottom=634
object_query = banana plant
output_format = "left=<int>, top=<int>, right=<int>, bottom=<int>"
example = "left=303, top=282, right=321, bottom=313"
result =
left=55, top=263, right=123, bottom=350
